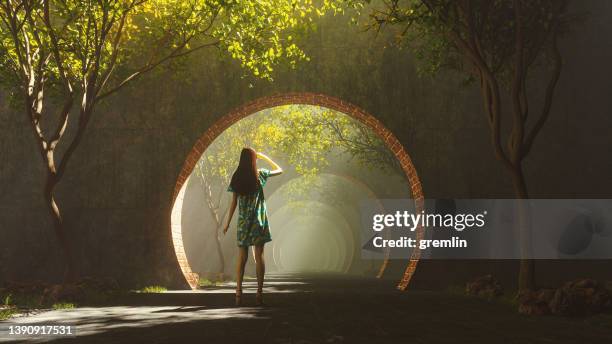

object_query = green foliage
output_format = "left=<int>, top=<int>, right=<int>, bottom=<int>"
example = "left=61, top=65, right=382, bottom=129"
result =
left=0, top=0, right=348, bottom=103
left=138, top=285, right=167, bottom=293
left=254, top=106, right=336, bottom=176
left=366, top=0, right=568, bottom=83
left=194, top=105, right=399, bottom=208
left=3, top=294, right=11, bottom=306
left=0, top=291, right=41, bottom=310
left=0, top=307, right=16, bottom=320
left=0, top=0, right=352, bottom=278
left=198, top=278, right=218, bottom=287
left=0, top=282, right=130, bottom=316
left=0, top=294, right=16, bottom=320
left=319, top=113, right=401, bottom=174
left=193, top=105, right=329, bottom=189
left=197, top=104, right=397, bottom=181
left=0, top=293, right=32, bottom=319
left=52, top=302, right=76, bottom=310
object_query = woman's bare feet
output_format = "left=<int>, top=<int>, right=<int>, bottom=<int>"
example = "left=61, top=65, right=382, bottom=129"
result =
left=235, top=289, right=243, bottom=307
left=256, top=290, right=263, bottom=306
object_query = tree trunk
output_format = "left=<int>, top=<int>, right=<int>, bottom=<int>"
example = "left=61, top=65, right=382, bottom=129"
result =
left=214, top=224, right=225, bottom=275
left=24, top=86, right=78, bottom=284
left=200, top=178, right=226, bottom=275
left=44, top=172, right=76, bottom=283
left=376, top=227, right=391, bottom=278
left=510, top=164, right=535, bottom=291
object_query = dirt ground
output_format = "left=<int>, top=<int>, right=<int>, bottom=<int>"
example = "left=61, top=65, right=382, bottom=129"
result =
left=3, top=274, right=612, bottom=344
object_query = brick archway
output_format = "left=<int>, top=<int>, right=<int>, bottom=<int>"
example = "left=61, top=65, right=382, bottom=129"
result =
left=171, top=92, right=424, bottom=290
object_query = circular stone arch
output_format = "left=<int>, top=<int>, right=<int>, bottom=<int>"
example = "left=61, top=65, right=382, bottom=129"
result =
left=171, top=92, right=424, bottom=290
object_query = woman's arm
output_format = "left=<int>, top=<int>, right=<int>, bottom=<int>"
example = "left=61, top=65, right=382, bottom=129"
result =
left=256, top=152, right=283, bottom=176
left=223, top=193, right=238, bottom=235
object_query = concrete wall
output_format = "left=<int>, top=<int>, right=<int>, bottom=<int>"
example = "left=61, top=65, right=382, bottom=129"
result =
left=1, top=1, right=611, bottom=289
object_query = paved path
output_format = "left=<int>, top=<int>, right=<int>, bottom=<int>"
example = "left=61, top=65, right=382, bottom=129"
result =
left=2, top=273, right=612, bottom=343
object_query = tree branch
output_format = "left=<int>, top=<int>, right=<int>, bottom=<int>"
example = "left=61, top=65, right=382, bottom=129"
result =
left=510, top=0, right=526, bottom=163
left=95, top=39, right=220, bottom=102
left=522, top=29, right=561, bottom=156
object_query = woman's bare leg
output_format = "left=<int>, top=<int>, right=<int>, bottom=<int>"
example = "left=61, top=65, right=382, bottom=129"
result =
left=235, top=247, right=248, bottom=305
left=254, top=245, right=265, bottom=305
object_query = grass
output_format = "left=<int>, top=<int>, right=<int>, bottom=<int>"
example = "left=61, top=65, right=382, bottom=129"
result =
left=0, top=294, right=16, bottom=320
left=198, top=278, right=218, bottom=288
left=0, top=292, right=38, bottom=320
left=52, top=302, right=76, bottom=310
left=0, top=292, right=78, bottom=319
left=2, top=292, right=42, bottom=309
left=138, top=285, right=167, bottom=293
left=0, top=307, right=16, bottom=320
left=3, top=294, right=12, bottom=306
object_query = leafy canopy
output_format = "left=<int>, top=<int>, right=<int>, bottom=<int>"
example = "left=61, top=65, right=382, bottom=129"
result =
left=194, top=104, right=400, bottom=188
left=0, top=0, right=347, bottom=103
left=366, top=0, right=567, bottom=82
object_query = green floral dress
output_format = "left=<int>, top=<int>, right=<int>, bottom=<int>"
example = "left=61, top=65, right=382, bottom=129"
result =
left=227, top=169, right=272, bottom=247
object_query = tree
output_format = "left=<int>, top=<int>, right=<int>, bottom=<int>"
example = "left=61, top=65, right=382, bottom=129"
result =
left=365, top=0, right=570, bottom=291
left=0, top=0, right=341, bottom=282
left=320, top=114, right=400, bottom=175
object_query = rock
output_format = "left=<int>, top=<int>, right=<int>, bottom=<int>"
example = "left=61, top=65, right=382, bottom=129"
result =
left=550, top=287, right=588, bottom=316
left=590, top=289, right=612, bottom=313
left=549, top=279, right=612, bottom=316
left=465, top=275, right=503, bottom=300
left=518, top=279, right=612, bottom=317
left=518, top=290, right=552, bottom=316
left=536, top=289, right=556, bottom=304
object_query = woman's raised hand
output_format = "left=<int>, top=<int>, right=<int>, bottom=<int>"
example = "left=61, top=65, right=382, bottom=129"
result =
left=256, top=152, right=282, bottom=176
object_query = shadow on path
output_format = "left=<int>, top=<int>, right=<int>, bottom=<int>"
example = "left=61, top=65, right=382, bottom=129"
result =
left=2, top=273, right=612, bottom=344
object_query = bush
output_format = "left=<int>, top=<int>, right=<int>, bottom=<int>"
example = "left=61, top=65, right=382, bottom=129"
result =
left=52, top=302, right=76, bottom=310
left=0, top=294, right=16, bottom=320
left=0, top=307, right=16, bottom=320
left=139, top=285, right=167, bottom=293
left=198, top=278, right=218, bottom=288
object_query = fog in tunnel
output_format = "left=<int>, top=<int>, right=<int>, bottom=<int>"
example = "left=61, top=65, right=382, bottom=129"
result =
left=273, top=216, right=344, bottom=273
left=177, top=105, right=413, bottom=283
left=267, top=200, right=353, bottom=274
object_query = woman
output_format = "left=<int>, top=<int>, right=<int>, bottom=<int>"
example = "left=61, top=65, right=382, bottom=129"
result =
left=223, top=148, right=282, bottom=306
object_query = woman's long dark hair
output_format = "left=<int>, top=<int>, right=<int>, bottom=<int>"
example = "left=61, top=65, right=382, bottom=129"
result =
left=229, top=148, right=260, bottom=195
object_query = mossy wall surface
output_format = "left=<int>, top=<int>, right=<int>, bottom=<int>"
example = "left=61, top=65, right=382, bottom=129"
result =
left=1, top=1, right=611, bottom=289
